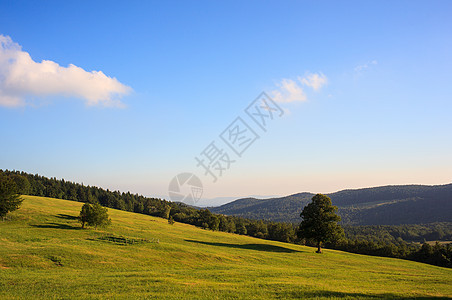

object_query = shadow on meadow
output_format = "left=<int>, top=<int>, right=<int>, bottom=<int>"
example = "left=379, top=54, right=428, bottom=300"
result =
left=29, top=214, right=81, bottom=230
left=185, top=239, right=301, bottom=253
left=285, top=290, right=448, bottom=299
left=30, top=222, right=81, bottom=230
left=55, top=214, right=79, bottom=220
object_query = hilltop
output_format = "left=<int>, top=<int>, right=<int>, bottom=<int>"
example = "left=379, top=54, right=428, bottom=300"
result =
left=0, top=195, right=451, bottom=299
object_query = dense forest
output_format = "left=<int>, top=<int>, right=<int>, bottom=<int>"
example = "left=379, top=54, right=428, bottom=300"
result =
left=343, top=223, right=452, bottom=244
left=1, top=169, right=451, bottom=268
left=211, top=184, right=452, bottom=225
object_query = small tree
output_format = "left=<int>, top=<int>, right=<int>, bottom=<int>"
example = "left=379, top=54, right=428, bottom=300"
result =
left=298, top=194, right=344, bottom=253
left=79, top=203, right=93, bottom=229
left=168, top=215, right=175, bottom=225
left=78, top=202, right=111, bottom=229
left=0, top=175, right=23, bottom=220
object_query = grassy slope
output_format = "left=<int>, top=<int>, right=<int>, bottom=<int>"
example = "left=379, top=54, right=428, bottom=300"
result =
left=0, top=196, right=451, bottom=299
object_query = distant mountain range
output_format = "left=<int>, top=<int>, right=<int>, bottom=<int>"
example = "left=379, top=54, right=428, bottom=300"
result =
left=195, top=195, right=281, bottom=207
left=210, top=184, right=452, bottom=225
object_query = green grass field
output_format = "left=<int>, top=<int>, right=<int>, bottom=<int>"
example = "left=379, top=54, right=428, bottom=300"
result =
left=0, top=196, right=451, bottom=299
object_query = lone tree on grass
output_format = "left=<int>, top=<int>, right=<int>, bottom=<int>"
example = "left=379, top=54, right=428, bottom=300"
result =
left=298, top=194, right=344, bottom=253
left=0, top=175, right=23, bottom=220
left=78, top=202, right=111, bottom=229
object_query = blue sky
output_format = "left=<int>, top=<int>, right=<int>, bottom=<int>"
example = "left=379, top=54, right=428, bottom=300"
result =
left=1, top=1, right=451, bottom=205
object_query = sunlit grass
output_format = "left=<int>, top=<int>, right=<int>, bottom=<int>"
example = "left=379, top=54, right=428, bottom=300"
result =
left=0, top=195, right=451, bottom=299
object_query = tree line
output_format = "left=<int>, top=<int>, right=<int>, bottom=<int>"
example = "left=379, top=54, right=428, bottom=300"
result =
left=1, top=169, right=450, bottom=268
left=342, top=223, right=452, bottom=244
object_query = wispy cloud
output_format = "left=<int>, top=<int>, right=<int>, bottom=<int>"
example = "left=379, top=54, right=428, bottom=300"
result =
left=0, top=35, right=132, bottom=108
left=271, top=72, right=328, bottom=103
left=298, top=72, right=327, bottom=91
left=354, top=60, right=377, bottom=72
left=271, top=78, right=307, bottom=103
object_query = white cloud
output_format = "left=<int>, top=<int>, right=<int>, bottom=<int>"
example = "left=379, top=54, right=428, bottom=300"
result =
left=0, top=35, right=132, bottom=107
left=271, top=72, right=327, bottom=103
left=354, top=60, right=377, bottom=72
left=299, top=72, right=328, bottom=91
left=271, top=78, right=307, bottom=103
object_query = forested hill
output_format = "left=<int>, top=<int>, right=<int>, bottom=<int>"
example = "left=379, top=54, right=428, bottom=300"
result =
left=2, top=169, right=451, bottom=267
left=210, top=184, right=452, bottom=225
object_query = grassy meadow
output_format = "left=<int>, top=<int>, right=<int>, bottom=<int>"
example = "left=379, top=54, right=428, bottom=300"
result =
left=0, top=195, right=451, bottom=299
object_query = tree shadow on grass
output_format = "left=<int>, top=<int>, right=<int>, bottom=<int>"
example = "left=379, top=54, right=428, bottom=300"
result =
left=285, top=290, right=447, bottom=299
left=185, top=239, right=301, bottom=253
left=55, top=214, right=78, bottom=220
left=30, top=223, right=81, bottom=230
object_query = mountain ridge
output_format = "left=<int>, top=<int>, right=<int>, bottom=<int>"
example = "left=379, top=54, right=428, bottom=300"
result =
left=210, top=183, right=452, bottom=225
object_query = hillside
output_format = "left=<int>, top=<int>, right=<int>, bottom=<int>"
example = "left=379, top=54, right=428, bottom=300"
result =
left=0, top=196, right=451, bottom=299
left=210, top=184, right=452, bottom=225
